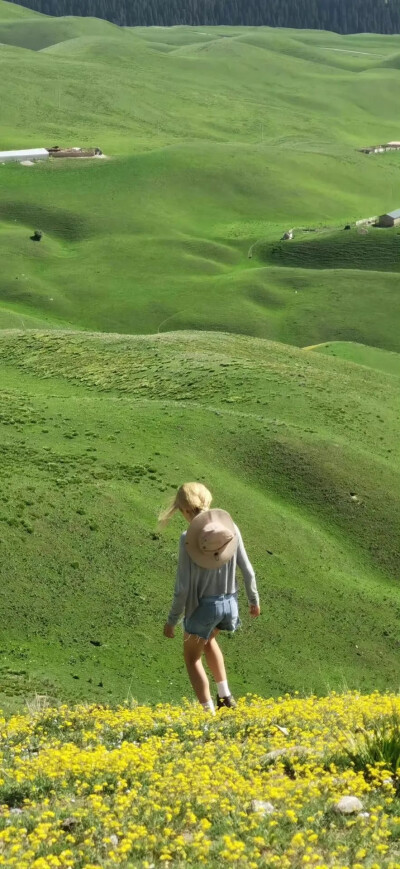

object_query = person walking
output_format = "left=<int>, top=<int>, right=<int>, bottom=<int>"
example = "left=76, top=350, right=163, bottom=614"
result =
left=160, top=482, right=260, bottom=714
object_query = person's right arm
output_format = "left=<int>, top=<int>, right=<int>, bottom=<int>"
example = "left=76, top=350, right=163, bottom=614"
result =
left=164, top=534, right=191, bottom=637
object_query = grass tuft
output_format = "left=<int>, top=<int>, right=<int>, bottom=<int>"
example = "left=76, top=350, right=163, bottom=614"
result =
left=344, top=712, right=400, bottom=791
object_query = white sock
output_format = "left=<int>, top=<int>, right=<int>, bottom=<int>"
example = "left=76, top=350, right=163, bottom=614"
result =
left=217, top=680, right=230, bottom=698
left=202, top=699, right=215, bottom=714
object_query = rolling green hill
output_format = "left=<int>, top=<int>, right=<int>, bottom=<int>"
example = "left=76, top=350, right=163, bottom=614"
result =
left=0, top=3, right=400, bottom=345
left=0, top=16, right=120, bottom=50
left=0, top=0, right=38, bottom=16
left=0, top=329, right=399, bottom=710
left=306, top=340, right=400, bottom=376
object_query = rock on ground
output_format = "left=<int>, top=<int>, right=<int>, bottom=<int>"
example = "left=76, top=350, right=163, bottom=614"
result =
left=250, top=800, right=275, bottom=815
left=334, top=796, right=363, bottom=814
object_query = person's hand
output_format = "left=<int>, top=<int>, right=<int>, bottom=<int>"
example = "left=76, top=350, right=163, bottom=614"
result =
left=164, top=622, right=175, bottom=638
left=249, top=604, right=261, bottom=618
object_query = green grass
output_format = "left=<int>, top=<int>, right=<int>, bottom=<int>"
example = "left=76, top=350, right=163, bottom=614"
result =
left=0, top=3, right=400, bottom=345
left=259, top=227, right=400, bottom=272
left=306, top=341, right=400, bottom=377
left=0, top=329, right=399, bottom=709
left=1, top=151, right=400, bottom=349
left=0, top=0, right=41, bottom=18
left=0, top=16, right=119, bottom=50
left=344, top=711, right=400, bottom=792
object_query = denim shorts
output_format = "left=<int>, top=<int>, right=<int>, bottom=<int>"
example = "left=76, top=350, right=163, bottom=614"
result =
left=184, top=593, right=241, bottom=641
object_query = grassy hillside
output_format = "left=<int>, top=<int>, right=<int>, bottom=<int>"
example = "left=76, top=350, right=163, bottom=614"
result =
left=1, top=692, right=400, bottom=868
left=0, top=329, right=399, bottom=710
left=259, top=227, right=400, bottom=272
left=306, top=341, right=400, bottom=376
left=0, top=16, right=119, bottom=50
left=0, top=3, right=400, bottom=343
left=0, top=0, right=40, bottom=17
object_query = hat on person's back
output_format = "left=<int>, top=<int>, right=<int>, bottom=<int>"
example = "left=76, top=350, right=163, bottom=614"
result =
left=185, top=509, right=238, bottom=569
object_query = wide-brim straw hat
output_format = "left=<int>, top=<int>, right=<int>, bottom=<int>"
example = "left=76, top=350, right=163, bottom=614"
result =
left=185, top=509, right=238, bottom=570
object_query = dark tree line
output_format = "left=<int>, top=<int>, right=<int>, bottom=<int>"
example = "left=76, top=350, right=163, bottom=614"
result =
left=8, top=0, right=400, bottom=33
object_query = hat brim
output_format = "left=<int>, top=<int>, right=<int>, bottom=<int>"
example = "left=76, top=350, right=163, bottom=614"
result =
left=185, top=509, right=238, bottom=570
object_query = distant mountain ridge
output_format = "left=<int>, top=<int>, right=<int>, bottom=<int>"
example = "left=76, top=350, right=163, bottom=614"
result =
left=7, top=0, right=400, bottom=34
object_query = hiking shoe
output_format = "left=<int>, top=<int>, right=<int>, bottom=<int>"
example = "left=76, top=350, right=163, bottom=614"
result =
left=216, top=694, right=237, bottom=710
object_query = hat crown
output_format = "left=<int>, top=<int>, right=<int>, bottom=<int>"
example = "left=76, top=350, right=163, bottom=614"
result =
left=199, top=522, right=234, bottom=553
left=185, top=509, right=238, bottom=569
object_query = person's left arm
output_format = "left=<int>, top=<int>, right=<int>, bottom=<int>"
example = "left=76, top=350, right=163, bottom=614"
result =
left=236, top=525, right=261, bottom=617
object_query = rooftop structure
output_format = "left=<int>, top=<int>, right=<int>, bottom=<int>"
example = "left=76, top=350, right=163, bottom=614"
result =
left=0, top=148, right=49, bottom=163
left=378, top=208, right=400, bottom=227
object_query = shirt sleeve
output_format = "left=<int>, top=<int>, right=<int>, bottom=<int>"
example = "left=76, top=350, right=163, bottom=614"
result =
left=235, top=525, right=259, bottom=606
left=167, top=533, right=191, bottom=626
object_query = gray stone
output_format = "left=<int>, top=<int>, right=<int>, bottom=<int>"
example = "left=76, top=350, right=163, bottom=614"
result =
left=251, top=800, right=275, bottom=815
left=264, top=748, right=288, bottom=761
left=263, top=744, right=309, bottom=762
left=334, top=796, right=363, bottom=815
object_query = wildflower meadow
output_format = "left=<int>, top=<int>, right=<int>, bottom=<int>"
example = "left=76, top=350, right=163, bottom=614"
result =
left=1, top=692, right=400, bottom=868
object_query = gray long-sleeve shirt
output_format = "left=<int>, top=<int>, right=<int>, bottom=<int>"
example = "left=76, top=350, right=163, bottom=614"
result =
left=167, top=524, right=259, bottom=627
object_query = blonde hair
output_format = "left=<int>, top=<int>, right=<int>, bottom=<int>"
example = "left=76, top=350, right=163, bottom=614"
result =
left=158, top=482, right=212, bottom=528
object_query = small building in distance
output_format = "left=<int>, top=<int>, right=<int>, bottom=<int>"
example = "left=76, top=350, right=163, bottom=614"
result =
left=0, top=148, right=49, bottom=163
left=359, top=146, right=385, bottom=155
left=359, top=142, right=400, bottom=155
left=0, top=147, right=103, bottom=164
left=378, top=209, right=400, bottom=227
left=47, top=146, right=102, bottom=158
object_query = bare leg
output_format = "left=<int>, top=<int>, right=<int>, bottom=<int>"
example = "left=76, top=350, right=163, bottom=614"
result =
left=183, top=633, right=210, bottom=704
left=204, top=631, right=227, bottom=683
